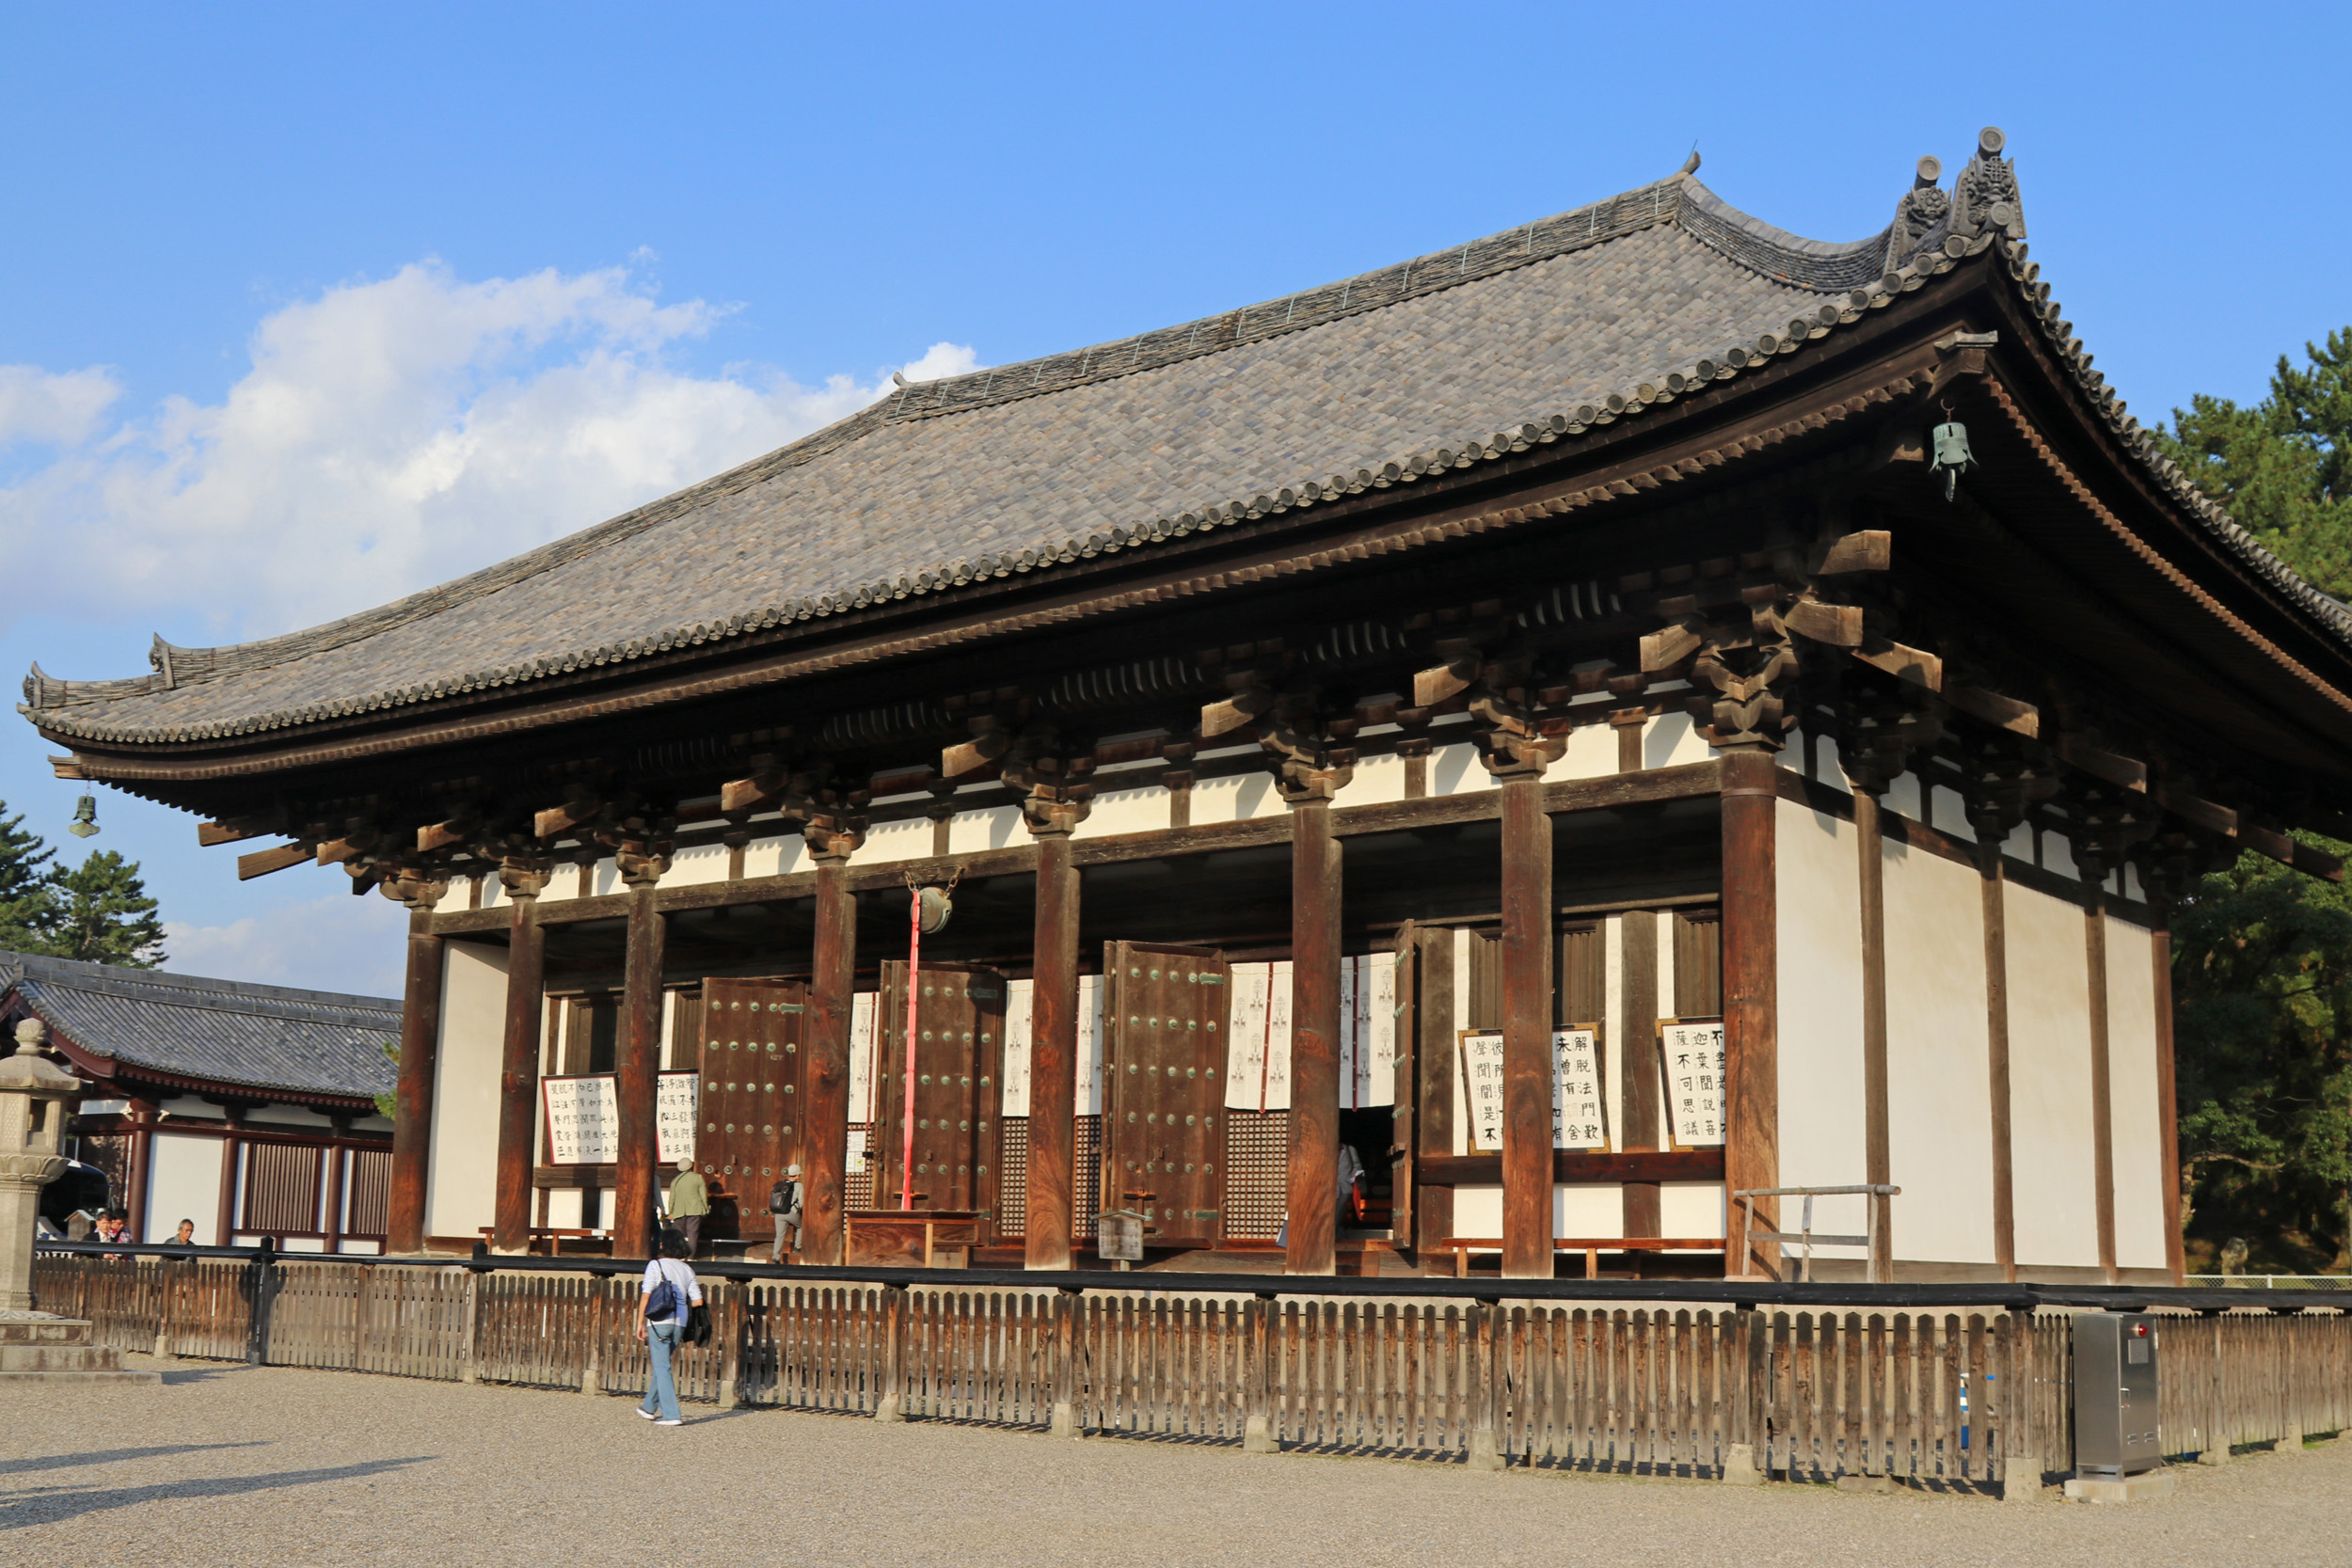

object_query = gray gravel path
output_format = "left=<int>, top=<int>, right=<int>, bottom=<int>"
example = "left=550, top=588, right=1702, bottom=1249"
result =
left=2, top=1354, right=2344, bottom=1566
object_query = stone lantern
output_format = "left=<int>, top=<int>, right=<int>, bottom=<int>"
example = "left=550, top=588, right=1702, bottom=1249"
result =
left=0, top=1017, right=81, bottom=1313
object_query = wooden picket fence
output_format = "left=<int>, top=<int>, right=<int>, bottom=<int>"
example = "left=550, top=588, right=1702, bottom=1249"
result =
left=32, top=1255, right=2352, bottom=1488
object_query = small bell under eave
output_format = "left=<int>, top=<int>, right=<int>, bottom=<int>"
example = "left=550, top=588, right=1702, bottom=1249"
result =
left=66, top=794, right=100, bottom=839
left=914, top=885, right=952, bottom=934
left=1930, top=419, right=1975, bottom=502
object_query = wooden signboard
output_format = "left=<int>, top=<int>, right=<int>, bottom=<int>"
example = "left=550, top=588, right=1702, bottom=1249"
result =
left=1460, top=1026, right=1606, bottom=1152
left=873, top=960, right=1008, bottom=1229
left=1100, top=941, right=1230, bottom=1246
left=1657, top=1017, right=1727, bottom=1149
left=543, top=1072, right=697, bottom=1166
left=694, top=976, right=808, bottom=1238
left=1459, top=1029, right=1506, bottom=1152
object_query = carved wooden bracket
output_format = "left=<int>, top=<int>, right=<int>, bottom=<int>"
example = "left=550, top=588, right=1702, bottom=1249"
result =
left=498, top=856, right=552, bottom=902
left=1000, top=732, right=1096, bottom=838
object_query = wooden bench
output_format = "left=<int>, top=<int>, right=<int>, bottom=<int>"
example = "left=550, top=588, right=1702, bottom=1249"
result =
left=1430, top=1237, right=1726, bottom=1278
left=477, top=1226, right=606, bottom=1257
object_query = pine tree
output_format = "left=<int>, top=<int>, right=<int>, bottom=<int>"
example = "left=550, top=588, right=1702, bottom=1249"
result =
left=34, top=850, right=167, bottom=968
left=0, top=805, right=56, bottom=952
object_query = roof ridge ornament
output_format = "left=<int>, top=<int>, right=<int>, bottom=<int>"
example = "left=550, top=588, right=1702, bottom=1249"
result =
left=1884, top=155, right=1949, bottom=273
left=1951, top=126, right=2026, bottom=243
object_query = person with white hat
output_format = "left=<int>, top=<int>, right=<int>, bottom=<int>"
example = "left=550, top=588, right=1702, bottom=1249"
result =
left=768, top=1164, right=803, bottom=1263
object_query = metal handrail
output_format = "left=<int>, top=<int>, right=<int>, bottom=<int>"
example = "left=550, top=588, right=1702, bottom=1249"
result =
left=1733, top=1184, right=1901, bottom=1285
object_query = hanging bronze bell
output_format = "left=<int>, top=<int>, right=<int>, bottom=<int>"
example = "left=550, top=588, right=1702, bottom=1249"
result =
left=66, top=794, right=100, bottom=838
left=1930, top=420, right=1975, bottom=502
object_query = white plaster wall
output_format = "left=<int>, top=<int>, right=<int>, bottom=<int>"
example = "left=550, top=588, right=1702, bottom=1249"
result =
left=546, top=1188, right=584, bottom=1228
left=1931, top=785, right=1974, bottom=842
left=1346, top=750, right=1408, bottom=804
left=1072, top=785, right=1168, bottom=840
left=353, top=1113, right=395, bottom=1136
left=1661, top=1180, right=1726, bottom=1240
left=1451, top=928, right=1472, bottom=1154
left=1428, top=741, right=1496, bottom=796
left=154, top=1097, right=219, bottom=1119
left=2106, top=917, right=2170, bottom=1271
left=246, top=1105, right=336, bottom=1129
left=662, top=842, right=731, bottom=888
left=425, top=942, right=507, bottom=1242
left=144, top=1132, right=226, bottom=1243
left=1192, top=770, right=1280, bottom=823
left=434, top=879, right=471, bottom=914
left=1602, top=915, right=1625, bottom=1151
left=856, top=816, right=931, bottom=865
left=1882, top=838, right=1996, bottom=1264
left=1883, top=774, right=1923, bottom=824
left=2041, top=832, right=2078, bottom=880
left=1644, top=711, right=1714, bottom=769
left=1554, top=1183, right=1622, bottom=1239
left=948, top=806, right=1025, bottom=853
left=1454, top=1184, right=1502, bottom=1236
left=743, top=832, right=806, bottom=879
left=2005, top=880, right=2101, bottom=1269
left=590, top=857, right=624, bottom=897
left=1774, top=798, right=1869, bottom=1257
left=1546, top=722, right=1616, bottom=782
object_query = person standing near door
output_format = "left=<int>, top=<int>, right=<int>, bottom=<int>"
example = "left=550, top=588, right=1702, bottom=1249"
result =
left=634, top=1228, right=702, bottom=1427
left=668, top=1157, right=708, bottom=1258
left=769, top=1164, right=803, bottom=1263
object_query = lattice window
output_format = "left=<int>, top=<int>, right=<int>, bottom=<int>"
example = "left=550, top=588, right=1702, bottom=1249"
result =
left=243, top=1143, right=322, bottom=1235
left=1223, top=1109, right=1289, bottom=1240
left=843, top=1124, right=876, bottom=1212
left=1073, top=1116, right=1100, bottom=1240
left=996, top=1117, right=1028, bottom=1239
left=344, top=1148, right=391, bottom=1237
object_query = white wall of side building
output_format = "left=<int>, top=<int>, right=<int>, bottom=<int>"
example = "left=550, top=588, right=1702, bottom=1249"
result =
left=2105, top=915, right=2171, bottom=1273
left=2004, top=879, right=2102, bottom=1270
left=1773, top=798, right=1869, bottom=1259
left=1880, top=836, right=1997, bottom=1267
left=425, top=941, right=508, bottom=1243
left=142, top=1132, right=226, bottom=1243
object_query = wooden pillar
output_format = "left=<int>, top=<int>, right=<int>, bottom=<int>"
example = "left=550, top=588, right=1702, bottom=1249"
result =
left=1853, top=785, right=1893, bottom=1275
left=1720, top=750, right=1780, bottom=1278
left=2153, top=919, right=2185, bottom=1285
left=803, top=832, right=861, bottom=1266
left=1979, top=844, right=2018, bottom=1282
left=1285, top=798, right=1342, bottom=1275
left=387, top=909, right=446, bottom=1255
left=2084, top=884, right=2118, bottom=1283
left=1412, top=927, right=1455, bottom=1256
left=1026, top=827, right=1081, bottom=1269
left=215, top=1109, right=244, bottom=1244
left=124, top=1097, right=158, bottom=1240
left=323, top=1123, right=350, bottom=1254
left=1619, top=911, right=1661, bottom=1238
left=612, top=876, right=666, bottom=1259
left=492, top=874, right=548, bottom=1254
left=1500, top=768, right=1553, bottom=1279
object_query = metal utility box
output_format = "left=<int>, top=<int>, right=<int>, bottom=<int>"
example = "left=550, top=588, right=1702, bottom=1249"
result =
left=2073, top=1313, right=2163, bottom=1476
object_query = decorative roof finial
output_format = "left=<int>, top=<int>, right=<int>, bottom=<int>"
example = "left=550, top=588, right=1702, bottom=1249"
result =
left=1677, top=147, right=1701, bottom=177
left=891, top=371, right=910, bottom=388
left=1952, top=126, right=2026, bottom=242
left=1884, top=153, right=1951, bottom=272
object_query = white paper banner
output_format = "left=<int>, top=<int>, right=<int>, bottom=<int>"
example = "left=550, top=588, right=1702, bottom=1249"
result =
left=543, top=1072, right=698, bottom=1165
left=1222, top=961, right=1292, bottom=1111
left=1549, top=1028, right=1606, bottom=1149
left=1459, top=1030, right=1504, bottom=1151
left=1002, top=977, right=1034, bottom=1117
left=1075, top=974, right=1105, bottom=1115
left=1661, top=1021, right=1726, bottom=1148
left=849, top=990, right=877, bottom=1123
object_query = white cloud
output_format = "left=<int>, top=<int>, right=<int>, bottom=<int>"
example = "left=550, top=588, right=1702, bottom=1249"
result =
left=162, top=891, right=414, bottom=998
left=0, top=261, right=978, bottom=639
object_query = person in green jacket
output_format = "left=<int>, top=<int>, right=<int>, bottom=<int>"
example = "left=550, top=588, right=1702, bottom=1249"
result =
left=668, top=1157, right=709, bottom=1258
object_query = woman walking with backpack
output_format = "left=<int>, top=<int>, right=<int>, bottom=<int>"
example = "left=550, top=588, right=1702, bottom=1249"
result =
left=635, top=1228, right=703, bottom=1426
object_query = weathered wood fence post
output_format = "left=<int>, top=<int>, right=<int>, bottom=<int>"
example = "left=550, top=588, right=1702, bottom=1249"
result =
left=2003, top=1310, right=2041, bottom=1503
left=458, top=1268, right=482, bottom=1385
left=1466, top=1296, right=1504, bottom=1470
left=1049, top=1286, right=1083, bottom=1439
left=719, top=1285, right=742, bottom=1411
left=244, top=1240, right=278, bottom=1366
left=580, top=1276, right=605, bottom=1396
left=2199, top=1311, right=2231, bottom=1465
left=1722, top=1305, right=1763, bottom=1483
left=1242, top=1291, right=1277, bottom=1453
left=151, top=1259, right=177, bottom=1362
left=875, top=1283, right=907, bottom=1422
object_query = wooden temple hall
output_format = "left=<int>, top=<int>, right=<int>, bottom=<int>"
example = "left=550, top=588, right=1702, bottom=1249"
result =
left=25, top=128, right=2352, bottom=1285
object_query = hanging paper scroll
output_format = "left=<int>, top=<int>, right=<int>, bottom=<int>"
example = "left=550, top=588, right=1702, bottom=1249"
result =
left=1223, top=961, right=1294, bottom=1112
left=1458, top=1030, right=1505, bottom=1151
left=1549, top=1025, right=1607, bottom=1149
left=1657, top=1018, right=1726, bottom=1148
left=543, top=1071, right=698, bottom=1164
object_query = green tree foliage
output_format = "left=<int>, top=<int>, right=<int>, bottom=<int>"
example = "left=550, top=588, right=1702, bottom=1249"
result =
left=0, top=800, right=169, bottom=970
left=32, top=849, right=167, bottom=968
left=2154, top=328, right=2352, bottom=598
left=2172, top=840, right=2352, bottom=1271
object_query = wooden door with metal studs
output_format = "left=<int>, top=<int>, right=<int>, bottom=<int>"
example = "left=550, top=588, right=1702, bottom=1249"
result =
left=696, top=977, right=807, bottom=1243
left=1100, top=942, right=1231, bottom=1247
left=874, top=959, right=1008, bottom=1227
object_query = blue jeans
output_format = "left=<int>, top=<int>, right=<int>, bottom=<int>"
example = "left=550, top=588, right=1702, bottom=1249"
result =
left=641, top=1321, right=683, bottom=1421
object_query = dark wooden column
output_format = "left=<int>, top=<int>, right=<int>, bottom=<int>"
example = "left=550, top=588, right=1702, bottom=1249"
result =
left=1024, top=800, right=1086, bottom=1269
left=1499, top=764, right=1555, bottom=1279
left=1285, top=793, right=1343, bottom=1275
left=1412, top=926, right=1455, bottom=1255
left=214, top=1107, right=245, bottom=1243
left=802, top=818, right=864, bottom=1266
left=1719, top=749, right=1780, bottom=1278
left=2152, top=917, right=2185, bottom=1285
left=1851, top=784, right=1893, bottom=1275
left=324, top=1119, right=351, bottom=1254
left=2081, top=864, right=2119, bottom=1284
left=1978, top=842, right=2018, bottom=1282
left=1618, top=910, right=1661, bottom=1238
left=387, top=906, right=447, bottom=1255
left=612, top=867, right=667, bottom=1260
left=124, top=1097, right=158, bottom=1240
left=491, top=865, right=548, bottom=1254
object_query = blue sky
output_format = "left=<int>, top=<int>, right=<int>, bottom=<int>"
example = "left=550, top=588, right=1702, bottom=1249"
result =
left=1, top=3, right=2344, bottom=996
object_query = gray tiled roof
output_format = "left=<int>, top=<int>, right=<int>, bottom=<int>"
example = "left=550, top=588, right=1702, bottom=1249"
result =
left=4, top=952, right=399, bottom=1103
left=29, top=144, right=2333, bottom=748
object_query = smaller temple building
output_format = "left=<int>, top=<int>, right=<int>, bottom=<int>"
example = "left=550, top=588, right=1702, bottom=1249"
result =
left=0, top=954, right=400, bottom=1250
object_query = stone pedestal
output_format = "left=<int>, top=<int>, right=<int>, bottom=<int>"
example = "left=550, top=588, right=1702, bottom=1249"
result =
left=2063, top=1467, right=2178, bottom=1504
left=0, top=1018, right=83, bottom=1314
left=0, top=1312, right=161, bottom=1385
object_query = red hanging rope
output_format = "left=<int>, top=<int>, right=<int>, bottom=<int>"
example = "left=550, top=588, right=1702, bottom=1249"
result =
left=900, top=884, right=921, bottom=1211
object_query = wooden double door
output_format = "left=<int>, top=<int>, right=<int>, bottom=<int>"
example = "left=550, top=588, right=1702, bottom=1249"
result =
left=1099, top=942, right=1232, bottom=1245
left=695, top=977, right=808, bottom=1239
left=873, top=959, right=1009, bottom=1229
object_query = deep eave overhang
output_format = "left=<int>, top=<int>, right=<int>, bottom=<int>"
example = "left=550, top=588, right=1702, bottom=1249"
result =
left=37, top=238, right=2352, bottom=798
left=0, top=999, right=386, bottom=1114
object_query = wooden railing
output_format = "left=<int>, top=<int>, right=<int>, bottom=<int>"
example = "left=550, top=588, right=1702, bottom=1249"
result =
left=31, top=1250, right=2352, bottom=1489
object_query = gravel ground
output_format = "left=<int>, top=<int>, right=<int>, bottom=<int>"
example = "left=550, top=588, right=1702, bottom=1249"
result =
left=2, top=1354, right=2344, bottom=1567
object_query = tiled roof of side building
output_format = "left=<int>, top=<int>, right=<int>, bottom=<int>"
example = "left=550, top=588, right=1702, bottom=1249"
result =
left=24, top=132, right=2342, bottom=747
left=2, top=952, right=400, bottom=1104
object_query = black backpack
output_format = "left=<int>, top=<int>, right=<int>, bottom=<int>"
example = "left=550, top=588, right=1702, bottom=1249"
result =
left=770, top=1180, right=800, bottom=1214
